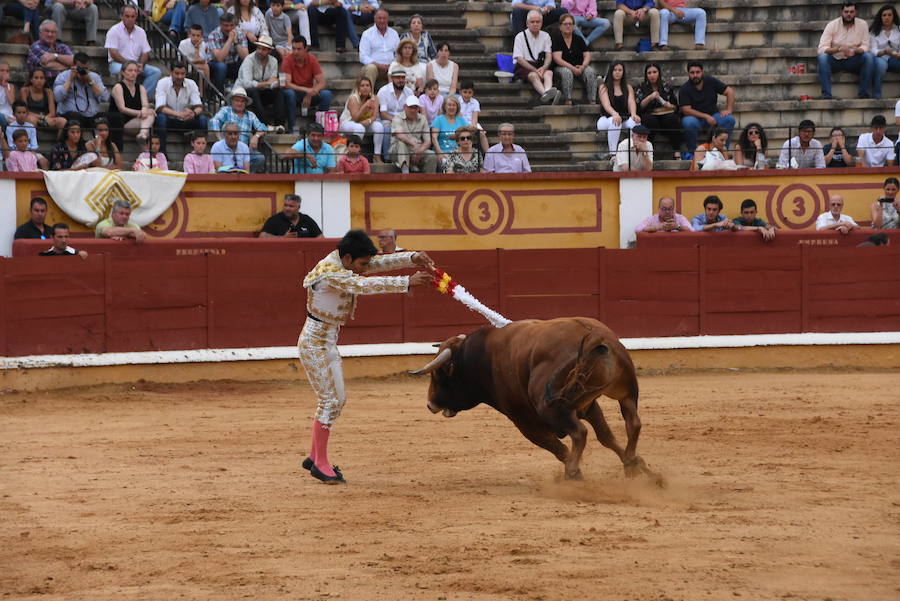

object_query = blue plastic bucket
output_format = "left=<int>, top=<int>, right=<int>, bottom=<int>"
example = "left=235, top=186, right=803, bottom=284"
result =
left=496, top=53, right=514, bottom=73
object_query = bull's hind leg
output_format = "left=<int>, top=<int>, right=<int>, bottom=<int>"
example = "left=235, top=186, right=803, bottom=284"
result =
left=580, top=400, right=626, bottom=463
left=618, top=395, right=644, bottom=477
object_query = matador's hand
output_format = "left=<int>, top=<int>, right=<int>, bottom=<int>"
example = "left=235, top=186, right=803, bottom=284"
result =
left=412, top=251, right=436, bottom=272
left=409, top=271, right=432, bottom=287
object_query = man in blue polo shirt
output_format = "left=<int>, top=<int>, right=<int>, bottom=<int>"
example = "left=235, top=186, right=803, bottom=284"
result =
left=284, top=122, right=336, bottom=174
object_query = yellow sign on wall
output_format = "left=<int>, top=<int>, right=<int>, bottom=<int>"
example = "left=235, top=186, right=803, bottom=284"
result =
left=350, top=178, right=620, bottom=250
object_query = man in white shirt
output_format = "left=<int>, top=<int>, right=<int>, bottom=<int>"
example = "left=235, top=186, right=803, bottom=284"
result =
left=613, top=123, right=653, bottom=172
left=104, top=4, right=162, bottom=96
left=856, top=114, right=895, bottom=167
left=777, top=119, right=826, bottom=169
left=376, top=68, right=412, bottom=161
left=513, top=10, right=558, bottom=104
left=815, top=194, right=860, bottom=233
left=359, top=9, right=399, bottom=90
left=154, top=62, right=207, bottom=155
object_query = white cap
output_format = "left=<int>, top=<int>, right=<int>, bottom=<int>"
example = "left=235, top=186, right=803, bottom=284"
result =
left=404, top=96, right=421, bottom=108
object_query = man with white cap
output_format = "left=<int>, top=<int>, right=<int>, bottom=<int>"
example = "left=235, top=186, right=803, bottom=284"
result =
left=377, top=67, right=413, bottom=162
left=209, top=86, right=268, bottom=172
left=613, top=123, right=654, bottom=172
left=390, top=95, right=436, bottom=173
left=236, top=34, right=286, bottom=128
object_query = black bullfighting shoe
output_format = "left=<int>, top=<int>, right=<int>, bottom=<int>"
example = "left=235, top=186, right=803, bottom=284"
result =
left=301, top=457, right=313, bottom=471
left=310, top=463, right=346, bottom=484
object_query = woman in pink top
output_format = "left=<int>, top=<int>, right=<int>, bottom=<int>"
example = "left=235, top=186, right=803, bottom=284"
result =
left=561, top=0, right=610, bottom=47
left=183, top=131, right=216, bottom=174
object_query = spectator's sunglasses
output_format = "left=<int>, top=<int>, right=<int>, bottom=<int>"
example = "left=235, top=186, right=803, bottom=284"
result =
left=457, top=135, right=472, bottom=141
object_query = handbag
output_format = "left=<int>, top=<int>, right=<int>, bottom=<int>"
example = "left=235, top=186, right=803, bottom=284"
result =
left=315, top=110, right=339, bottom=137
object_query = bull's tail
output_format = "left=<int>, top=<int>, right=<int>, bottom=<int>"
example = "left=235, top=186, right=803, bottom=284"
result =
left=543, top=331, right=615, bottom=409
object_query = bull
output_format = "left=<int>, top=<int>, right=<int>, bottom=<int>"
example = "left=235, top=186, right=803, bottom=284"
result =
left=411, top=317, right=663, bottom=484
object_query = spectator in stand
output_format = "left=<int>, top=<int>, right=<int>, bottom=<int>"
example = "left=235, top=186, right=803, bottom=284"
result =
left=869, top=5, right=900, bottom=99
left=335, top=134, right=371, bottom=173
left=457, top=80, right=489, bottom=149
left=107, top=61, right=156, bottom=152
left=389, top=39, right=425, bottom=95
left=732, top=198, right=776, bottom=241
left=896, top=99, right=900, bottom=125
left=84, top=117, right=123, bottom=169
left=208, top=12, right=250, bottom=92
left=613, top=123, right=653, bottom=172
left=678, top=61, right=735, bottom=160
left=5, top=102, right=49, bottom=169
left=483, top=122, right=531, bottom=173
left=359, top=9, right=399, bottom=90
left=613, top=0, right=660, bottom=50
left=815, top=194, right=859, bottom=233
left=20, top=69, right=66, bottom=135
left=691, top=195, right=738, bottom=232
left=284, top=121, right=336, bottom=173
left=49, top=119, right=91, bottom=170
left=26, top=20, right=73, bottom=81
left=426, top=43, right=459, bottom=97
left=389, top=96, right=436, bottom=174
left=155, top=62, right=208, bottom=155
left=211, top=122, right=252, bottom=171
left=3, top=0, right=43, bottom=41
left=348, top=0, right=378, bottom=30
left=430, top=94, right=468, bottom=163
left=105, top=4, right=162, bottom=97
left=823, top=126, right=855, bottom=167
left=634, top=196, right=691, bottom=233
left=596, top=61, right=639, bottom=156
left=658, top=0, right=706, bottom=50
left=96, top=199, right=146, bottom=242
left=260, top=193, right=323, bottom=237
left=871, top=176, right=900, bottom=229
left=228, top=0, right=268, bottom=46
left=636, top=62, right=681, bottom=159
left=236, top=34, right=286, bottom=127
left=418, top=79, right=442, bottom=125
left=734, top=122, right=768, bottom=169
left=154, top=0, right=189, bottom=42
left=209, top=87, right=267, bottom=172
left=304, top=0, right=350, bottom=52
left=377, top=229, right=403, bottom=253
left=561, top=0, right=609, bottom=48
left=552, top=14, right=597, bottom=106
left=856, top=114, right=895, bottom=167
left=133, top=134, right=169, bottom=170
left=514, top=11, right=558, bottom=105
left=858, top=233, right=890, bottom=246
left=179, top=24, right=211, bottom=87
left=265, top=0, right=294, bottom=58
left=441, top=125, right=482, bottom=173
left=6, top=129, right=40, bottom=172
left=40, top=223, right=88, bottom=258
left=339, top=75, right=383, bottom=162
left=52, top=52, right=107, bottom=131
left=400, top=14, right=436, bottom=64
left=283, top=37, right=333, bottom=134
left=183, top=130, right=216, bottom=173
left=690, top=127, right=732, bottom=171
left=185, top=0, right=222, bottom=37
left=377, top=68, right=413, bottom=162
left=777, top=119, right=826, bottom=169
left=14, top=197, right=54, bottom=239
left=0, top=63, right=15, bottom=128
left=510, top=0, right=567, bottom=35
left=817, top=1, right=874, bottom=99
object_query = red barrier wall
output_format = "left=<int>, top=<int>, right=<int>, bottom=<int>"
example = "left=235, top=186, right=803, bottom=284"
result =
left=2, top=244, right=899, bottom=357
left=636, top=230, right=900, bottom=248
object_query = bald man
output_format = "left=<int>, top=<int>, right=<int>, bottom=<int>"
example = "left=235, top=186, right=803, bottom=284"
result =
left=376, top=229, right=405, bottom=253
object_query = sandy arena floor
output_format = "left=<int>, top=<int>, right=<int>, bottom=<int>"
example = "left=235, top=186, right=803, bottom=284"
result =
left=1, top=371, right=898, bottom=601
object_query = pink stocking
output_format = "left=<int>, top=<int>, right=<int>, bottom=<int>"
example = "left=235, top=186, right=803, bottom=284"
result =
left=312, top=420, right=336, bottom=477
left=308, top=419, right=318, bottom=462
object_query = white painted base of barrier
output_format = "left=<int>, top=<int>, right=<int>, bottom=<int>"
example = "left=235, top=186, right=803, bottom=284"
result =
left=3, top=332, right=899, bottom=370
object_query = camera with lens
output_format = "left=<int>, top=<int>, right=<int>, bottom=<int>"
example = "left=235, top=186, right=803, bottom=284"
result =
left=76, top=66, right=88, bottom=76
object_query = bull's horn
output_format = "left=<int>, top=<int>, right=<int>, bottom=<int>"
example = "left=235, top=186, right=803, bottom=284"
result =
left=409, top=348, right=452, bottom=375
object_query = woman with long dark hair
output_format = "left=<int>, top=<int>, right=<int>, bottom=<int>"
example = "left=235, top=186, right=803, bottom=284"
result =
left=596, top=61, right=639, bottom=156
left=635, top=62, right=681, bottom=159
left=734, top=122, right=768, bottom=169
left=869, top=4, right=900, bottom=99
left=871, top=176, right=899, bottom=229
left=50, top=120, right=90, bottom=170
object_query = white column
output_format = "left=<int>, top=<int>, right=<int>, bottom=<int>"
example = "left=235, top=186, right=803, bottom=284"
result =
left=294, top=180, right=350, bottom=238
left=0, top=180, right=17, bottom=257
left=618, top=177, right=654, bottom=248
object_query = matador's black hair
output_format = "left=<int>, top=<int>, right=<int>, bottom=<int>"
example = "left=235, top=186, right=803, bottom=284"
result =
left=337, top=229, right=378, bottom=260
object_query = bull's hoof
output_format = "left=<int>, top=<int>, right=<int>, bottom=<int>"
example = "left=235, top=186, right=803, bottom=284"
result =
left=442, top=408, right=458, bottom=418
left=623, top=456, right=646, bottom=478
left=564, top=468, right=583, bottom=481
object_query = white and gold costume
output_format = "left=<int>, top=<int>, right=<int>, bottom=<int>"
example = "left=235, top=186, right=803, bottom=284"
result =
left=299, top=249, right=416, bottom=427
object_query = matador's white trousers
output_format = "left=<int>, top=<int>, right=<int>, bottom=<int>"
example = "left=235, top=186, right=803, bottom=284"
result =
left=297, top=318, right=346, bottom=428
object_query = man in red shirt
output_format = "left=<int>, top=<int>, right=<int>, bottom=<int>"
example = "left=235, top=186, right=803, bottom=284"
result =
left=282, top=37, right=333, bottom=133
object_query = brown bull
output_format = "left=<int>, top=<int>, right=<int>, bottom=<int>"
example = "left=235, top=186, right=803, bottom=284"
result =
left=411, top=317, right=663, bottom=484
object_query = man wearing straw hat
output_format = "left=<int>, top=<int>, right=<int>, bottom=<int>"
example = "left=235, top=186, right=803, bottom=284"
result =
left=209, top=86, right=268, bottom=172
left=236, top=34, right=287, bottom=129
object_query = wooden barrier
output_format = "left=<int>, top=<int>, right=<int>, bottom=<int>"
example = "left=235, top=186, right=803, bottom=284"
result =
left=636, top=230, right=900, bottom=248
left=2, top=243, right=899, bottom=357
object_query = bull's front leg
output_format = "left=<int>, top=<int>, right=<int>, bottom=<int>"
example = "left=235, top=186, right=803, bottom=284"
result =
left=618, top=395, right=642, bottom=476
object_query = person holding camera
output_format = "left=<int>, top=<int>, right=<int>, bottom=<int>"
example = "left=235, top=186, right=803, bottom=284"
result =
left=52, top=51, right=108, bottom=131
left=259, top=193, right=323, bottom=238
